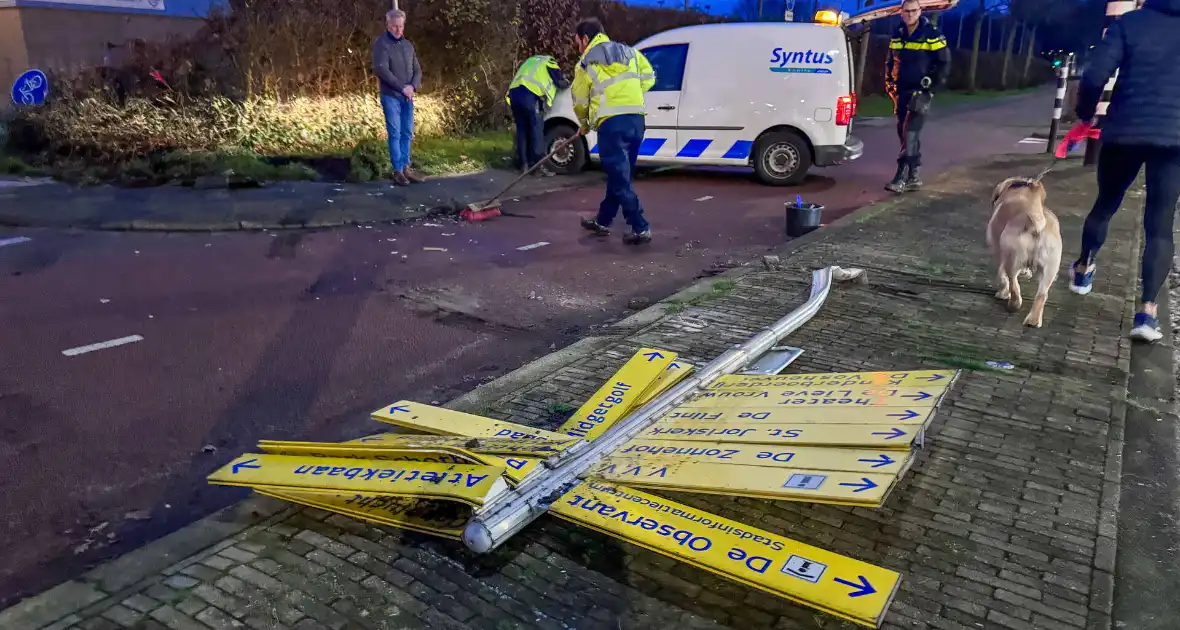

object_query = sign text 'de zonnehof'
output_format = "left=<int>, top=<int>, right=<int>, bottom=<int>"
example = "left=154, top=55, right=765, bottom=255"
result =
left=611, top=439, right=910, bottom=473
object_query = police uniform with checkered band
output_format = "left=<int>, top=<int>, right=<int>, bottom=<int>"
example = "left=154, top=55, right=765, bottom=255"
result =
left=884, top=15, right=950, bottom=192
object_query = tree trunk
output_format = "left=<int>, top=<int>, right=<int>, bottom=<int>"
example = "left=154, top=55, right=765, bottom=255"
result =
left=956, top=13, right=965, bottom=49
left=969, top=13, right=984, bottom=92
left=855, top=21, right=872, bottom=97
left=986, top=15, right=992, bottom=52
left=1000, top=19, right=1019, bottom=89
left=1022, top=25, right=1038, bottom=84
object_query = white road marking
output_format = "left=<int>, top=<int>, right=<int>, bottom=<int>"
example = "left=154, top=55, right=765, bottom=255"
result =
left=695, top=195, right=714, bottom=202
left=62, top=335, right=144, bottom=357
left=0, top=236, right=31, bottom=248
left=516, top=242, right=550, bottom=251
left=1019, top=137, right=1048, bottom=145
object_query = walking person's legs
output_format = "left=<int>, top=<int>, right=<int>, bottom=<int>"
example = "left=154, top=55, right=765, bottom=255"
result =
left=903, top=106, right=926, bottom=190
left=582, top=117, right=625, bottom=235
left=886, top=92, right=911, bottom=192
left=380, top=94, right=409, bottom=185
left=399, top=97, right=423, bottom=183
left=1130, top=147, right=1180, bottom=341
left=617, top=114, right=650, bottom=243
left=511, top=97, right=531, bottom=171
left=1071, top=143, right=1144, bottom=294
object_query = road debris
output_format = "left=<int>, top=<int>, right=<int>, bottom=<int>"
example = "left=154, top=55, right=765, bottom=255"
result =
left=423, top=247, right=448, bottom=252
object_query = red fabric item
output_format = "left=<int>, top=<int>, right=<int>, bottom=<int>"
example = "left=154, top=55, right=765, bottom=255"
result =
left=1056, top=123, right=1101, bottom=159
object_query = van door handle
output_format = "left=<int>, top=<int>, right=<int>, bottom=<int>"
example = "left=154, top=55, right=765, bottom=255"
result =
left=658, top=105, right=676, bottom=111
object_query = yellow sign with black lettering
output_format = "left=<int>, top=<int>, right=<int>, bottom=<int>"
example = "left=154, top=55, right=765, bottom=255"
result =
left=612, top=440, right=912, bottom=474
left=635, top=360, right=694, bottom=407
left=663, top=406, right=934, bottom=426
left=342, top=433, right=576, bottom=456
left=713, top=369, right=957, bottom=390
left=638, top=422, right=918, bottom=449
left=372, top=401, right=569, bottom=442
left=207, top=453, right=509, bottom=506
left=256, top=440, right=542, bottom=487
left=590, top=459, right=894, bottom=506
left=688, top=386, right=945, bottom=408
left=557, top=347, right=677, bottom=441
left=550, top=480, right=901, bottom=628
left=255, top=489, right=467, bottom=540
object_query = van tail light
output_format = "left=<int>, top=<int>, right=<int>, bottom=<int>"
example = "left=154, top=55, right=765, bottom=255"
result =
left=836, top=94, right=856, bottom=126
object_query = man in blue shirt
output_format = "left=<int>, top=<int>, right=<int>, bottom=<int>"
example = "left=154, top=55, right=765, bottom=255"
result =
left=371, top=10, right=425, bottom=186
left=884, top=0, right=950, bottom=193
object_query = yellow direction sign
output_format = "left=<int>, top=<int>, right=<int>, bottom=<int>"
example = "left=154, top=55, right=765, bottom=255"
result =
left=207, top=454, right=510, bottom=507
left=343, top=433, right=576, bottom=456
left=256, top=440, right=542, bottom=487
left=590, top=459, right=894, bottom=507
left=256, top=489, right=466, bottom=540
left=664, top=406, right=935, bottom=426
left=635, top=360, right=694, bottom=407
left=557, top=347, right=677, bottom=441
left=712, top=369, right=957, bottom=389
left=372, top=402, right=569, bottom=442
left=638, top=422, right=919, bottom=450
left=613, top=440, right=913, bottom=474
left=688, top=386, right=945, bottom=408
left=550, top=481, right=900, bottom=627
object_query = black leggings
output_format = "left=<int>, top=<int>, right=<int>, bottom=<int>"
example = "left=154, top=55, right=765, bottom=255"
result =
left=1077, top=143, right=1180, bottom=304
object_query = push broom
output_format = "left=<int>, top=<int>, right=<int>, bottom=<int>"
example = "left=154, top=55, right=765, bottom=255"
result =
left=461, top=130, right=584, bottom=222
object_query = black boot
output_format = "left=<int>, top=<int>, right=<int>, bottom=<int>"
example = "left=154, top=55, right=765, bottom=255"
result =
left=904, top=166, right=923, bottom=192
left=885, top=164, right=908, bottom=193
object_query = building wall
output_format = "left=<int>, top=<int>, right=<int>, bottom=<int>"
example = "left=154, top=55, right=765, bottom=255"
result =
left=0, top=7, right=31, bottom=104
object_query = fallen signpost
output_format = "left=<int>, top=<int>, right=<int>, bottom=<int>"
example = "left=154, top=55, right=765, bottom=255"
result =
left=206, top=267, right=960, bottom=628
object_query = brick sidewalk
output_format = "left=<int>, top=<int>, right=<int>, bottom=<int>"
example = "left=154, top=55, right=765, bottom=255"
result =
left=0, top=153, right=1139, bottom=630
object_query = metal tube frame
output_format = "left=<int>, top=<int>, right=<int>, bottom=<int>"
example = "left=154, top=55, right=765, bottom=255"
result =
left=463, top=266, right=860, bottom=553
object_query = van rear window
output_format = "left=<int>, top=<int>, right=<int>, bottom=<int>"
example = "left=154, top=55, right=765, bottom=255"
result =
left=639, top=43, right=689, bottom=92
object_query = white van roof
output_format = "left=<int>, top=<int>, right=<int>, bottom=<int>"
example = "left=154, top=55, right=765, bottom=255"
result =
left=637, top=21, right=844, bottom=47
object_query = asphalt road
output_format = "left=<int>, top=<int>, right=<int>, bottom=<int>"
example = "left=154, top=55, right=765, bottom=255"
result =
left=0, top=89, right=1055, bottom=607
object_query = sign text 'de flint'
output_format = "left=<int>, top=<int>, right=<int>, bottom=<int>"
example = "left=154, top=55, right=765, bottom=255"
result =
left=662, top=406, right=933, bottom=426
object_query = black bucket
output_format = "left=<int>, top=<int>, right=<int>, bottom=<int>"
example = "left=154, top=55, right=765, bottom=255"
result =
left=785, top=201, right=824, bottom=237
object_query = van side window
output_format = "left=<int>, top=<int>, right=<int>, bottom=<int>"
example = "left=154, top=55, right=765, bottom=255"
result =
left=639, top=43, right=689, bottom=92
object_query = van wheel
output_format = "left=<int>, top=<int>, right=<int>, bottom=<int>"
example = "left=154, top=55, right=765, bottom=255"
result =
left=753, top=131, right=811, bottom=186
left=543, top=124, right=587, bottom=175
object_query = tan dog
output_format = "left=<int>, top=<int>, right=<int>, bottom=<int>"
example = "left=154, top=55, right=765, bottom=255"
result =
left=986, top=177, right=1063, bottom=328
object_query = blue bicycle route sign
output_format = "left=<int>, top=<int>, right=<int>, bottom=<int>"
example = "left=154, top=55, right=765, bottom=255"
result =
left=11, top=69, right=49, bottom=106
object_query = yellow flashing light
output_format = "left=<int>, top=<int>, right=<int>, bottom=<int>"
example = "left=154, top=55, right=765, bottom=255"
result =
left=814, top=9, right=842, bottom=26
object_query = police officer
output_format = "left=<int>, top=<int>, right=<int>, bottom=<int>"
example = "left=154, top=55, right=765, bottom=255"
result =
left=884, top=0, right=951, bottom=193
left=571, top=17, right=656, bottom=245
left=507, top=55, right=569, bottom=175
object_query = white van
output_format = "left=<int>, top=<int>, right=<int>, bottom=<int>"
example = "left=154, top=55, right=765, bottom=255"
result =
left=542, top=17, right=864, bottom=186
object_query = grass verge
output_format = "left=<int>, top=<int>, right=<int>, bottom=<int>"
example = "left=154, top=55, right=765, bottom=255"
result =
left=665, top=279, right=738, bottom=315
left=348, top=130, right=513, bottom=181
left=1, top=154, right=39, bottom=176
left=856, top=88, right=1038, bottom=118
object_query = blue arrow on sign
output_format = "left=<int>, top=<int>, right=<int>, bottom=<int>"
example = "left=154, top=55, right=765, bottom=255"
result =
left=902, top=391, right=932, bottom=401
left=871, top=427, right=906, bottom=440
left=669, top=362, right=681, bottom=369
left=388, top=405, right=410, bottom=413
left=839, top=477, right=878, bottom=493
left=359, top=436, right=382, bottom=443
left=857, top=454, right=895, bottom=469
left=232, top=458, right=261, bottom=474
left=923, top=374, right=946, bottom=382
left=643, top=351, right=665, bottom=362
left=833, top=575, right=877, bottom=598
left=886, top=409, right=920, bottom=421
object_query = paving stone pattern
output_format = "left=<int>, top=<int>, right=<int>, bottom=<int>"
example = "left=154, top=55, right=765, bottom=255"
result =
left=21, top=155, right=1140, bottom=630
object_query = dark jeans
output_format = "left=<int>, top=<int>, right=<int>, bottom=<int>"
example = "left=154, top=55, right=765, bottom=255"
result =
left=595, top=114, right=649, bottom=233
left=510, top=87, right=544, bottom=169
left=895, top=90, right=927, bottom=169
left=1078, top=143, right=1180, bottom=304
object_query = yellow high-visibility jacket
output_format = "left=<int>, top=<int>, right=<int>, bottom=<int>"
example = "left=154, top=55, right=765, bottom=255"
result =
left=506, top=55, right=561, bottom=107
left=571, top=33, right=655, bottom=130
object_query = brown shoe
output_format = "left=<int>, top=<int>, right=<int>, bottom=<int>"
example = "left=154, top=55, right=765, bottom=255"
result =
left=391, top=171, right=411, bottom=186
left=402, top=167, right=425, bottom=184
